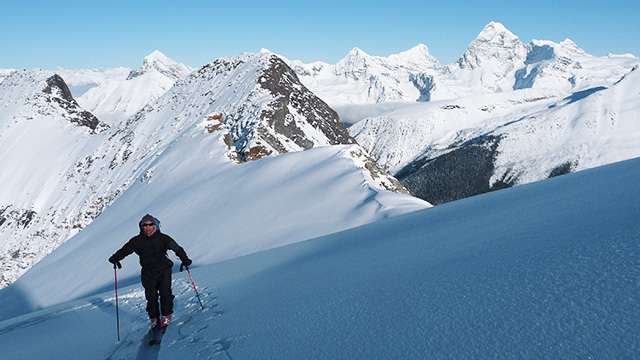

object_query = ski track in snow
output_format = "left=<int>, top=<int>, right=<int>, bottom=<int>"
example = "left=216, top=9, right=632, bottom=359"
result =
left=105, top=280, right=231, bottom=360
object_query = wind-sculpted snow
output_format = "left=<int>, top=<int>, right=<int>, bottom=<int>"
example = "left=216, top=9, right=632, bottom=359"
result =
left=0, top=157, right=637, bottom=359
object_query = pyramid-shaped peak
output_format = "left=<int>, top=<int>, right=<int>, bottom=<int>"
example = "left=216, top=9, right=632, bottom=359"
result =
left=476, top=21, right=519, bottom=42
left=144, top=50, right=171, bottom=63
left=346, top=47, right=370, bottom=57
left=127, top=50, right=191, bottom=81
left=457, top=21, right=527, bottom=71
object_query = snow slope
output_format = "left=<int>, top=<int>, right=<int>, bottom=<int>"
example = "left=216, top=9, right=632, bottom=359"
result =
left=70, top=51, right=193, bottom=126
left=0, top=157, right=638, bottom=359
left=0, top=138, right=428, bottom=317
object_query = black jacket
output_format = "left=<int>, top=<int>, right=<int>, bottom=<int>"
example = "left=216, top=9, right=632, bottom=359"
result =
left=111, top=231, right=189, bottom=271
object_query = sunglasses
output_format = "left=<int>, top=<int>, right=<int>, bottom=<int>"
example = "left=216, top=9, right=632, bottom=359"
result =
left=142, top=223, right=156, bottom=227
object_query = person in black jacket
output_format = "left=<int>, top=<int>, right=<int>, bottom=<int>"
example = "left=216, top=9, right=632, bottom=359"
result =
left=109, top=214, right=192, bottom=328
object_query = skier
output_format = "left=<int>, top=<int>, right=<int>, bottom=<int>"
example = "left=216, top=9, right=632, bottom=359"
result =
left=108, top=214, right=192, bottom=328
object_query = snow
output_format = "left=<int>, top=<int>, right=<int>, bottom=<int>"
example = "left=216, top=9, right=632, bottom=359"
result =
left=348, top=63, right=640, bottom=185
left=0, top=139, right=428, bottom=315
left=60, top=51, right=193, bottom=126
left=1, top=22, right=640, bottom=358
left=1, top=156, right=638, bottom=359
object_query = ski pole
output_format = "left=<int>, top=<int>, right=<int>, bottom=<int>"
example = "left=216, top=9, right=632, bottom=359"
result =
left=186, top=267, right=204, bottom=309
left=114, top=265, right=120, bottom=342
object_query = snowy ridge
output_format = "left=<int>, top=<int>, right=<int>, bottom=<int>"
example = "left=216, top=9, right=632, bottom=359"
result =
left=1, top=156, right=638, bottom=358
left=0, top=51, right=420, bottom=290
left=287, top=44, right=443, bottom=105
left=134, top=50, right=357, bottom=162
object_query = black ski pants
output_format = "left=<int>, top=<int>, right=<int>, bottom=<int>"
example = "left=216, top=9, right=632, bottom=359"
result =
left=141, top=266, right=174, bottom=319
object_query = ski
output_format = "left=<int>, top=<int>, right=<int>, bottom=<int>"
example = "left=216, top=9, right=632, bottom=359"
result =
left=148, top=326, right=167, bottom=346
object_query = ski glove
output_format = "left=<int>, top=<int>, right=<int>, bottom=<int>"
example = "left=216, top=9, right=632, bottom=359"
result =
left=180, top=258, right=192, bottom=272
left=108, top=255, right=122, bottom=269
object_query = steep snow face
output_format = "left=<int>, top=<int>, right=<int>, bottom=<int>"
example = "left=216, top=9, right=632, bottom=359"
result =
left=71, top=51, right=192, bottom=126
left=288, top=45, right=443, bottom=105
left=456, top=21, right=526, bottom=71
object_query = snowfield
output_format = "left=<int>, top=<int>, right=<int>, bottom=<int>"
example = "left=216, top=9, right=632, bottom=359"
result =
left=1, top=157, right=638, bottom=359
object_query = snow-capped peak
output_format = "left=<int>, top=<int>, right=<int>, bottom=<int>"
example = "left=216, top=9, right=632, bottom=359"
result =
left=476, top=21, right=513, bottom=42
left=388, top=44, right=441, bottom=69
left=73, top=51, right=193, bottom=125
left=126, top=50, right=192, bottom=81
left=457, top=21, right=526, bottom=70
left=346, top=47, right=369, bottom=58
left=558, top=39, right=588, bottom=56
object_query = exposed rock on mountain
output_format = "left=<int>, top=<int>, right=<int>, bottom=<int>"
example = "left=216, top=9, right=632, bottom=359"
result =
left=145, top=51, right=358, bottom=163
left=43, top=74, right=107, bottom=132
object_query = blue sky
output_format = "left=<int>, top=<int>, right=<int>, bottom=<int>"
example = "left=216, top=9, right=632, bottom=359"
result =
left=2, top=0, right=638, bottom=70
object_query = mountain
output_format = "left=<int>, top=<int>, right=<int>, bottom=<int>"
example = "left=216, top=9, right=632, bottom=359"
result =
left=351, top=64, right=640, bottom=204
left=0, top=51, right=421, bottom=290
left=288, top=44, right=443, bottom=106
left=292, top=21, right=638, bottom=106
left=0, top=69, right=112, bottom=287
left=299, top=22, right=640, bottom=204
left=61, top=51, right=193, bottom=126
left=1, top=156, right=637, bottom=358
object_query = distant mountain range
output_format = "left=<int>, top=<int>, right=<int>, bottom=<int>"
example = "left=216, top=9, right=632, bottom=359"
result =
left=0, top=21, right=638, bottom=289
left=290, top=21, right=640, bottom=204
